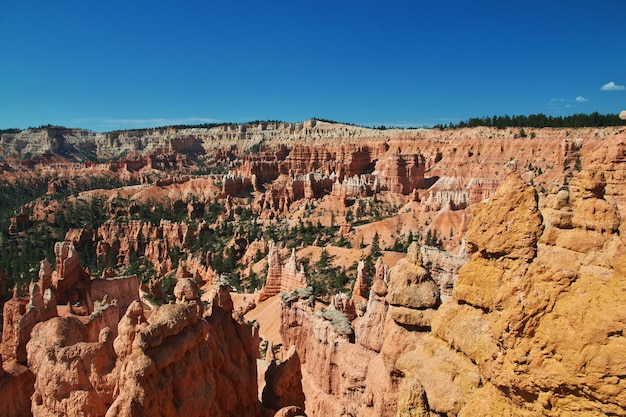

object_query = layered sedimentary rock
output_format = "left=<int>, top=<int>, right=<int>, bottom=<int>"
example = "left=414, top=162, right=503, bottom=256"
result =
left=253, top=174, right=334, bottom=217
left=262, top=346, right=306, bottom=412
left=93, top=219, right=192, bottom=274
left=27, top=316, right=117, bottom=417
left=0, top=362, right=35, bottom=417
left=52, top=241, right=90, bottom=304
left=279, top=254, right=430, bottom=417
left=329, top=293, right=357, bottom=322
left=26, top=278, right=268, bottom=417
left=331, top=175, right=377, bottom=203
left=422, top=189, right=469, bottom=211
left=374, top=153, right=426, bottom=194
left=281, top=144, right=377, bottom=180
left=387, top=243, right=441, bottom=330
left=351, top=260, right=369, bottom=303
left=259, top=242, right=307, bottom=301
left=396, top=169, right=626, bottom=416
left=4, top=121, right=626, bottom=416
left=419, top=245, right=468, bottom=299
left=1, top=260, right=57, bottom=364
left=219, top=173, right=252, bottom=197
left=84, top=275, right=139, bottom=323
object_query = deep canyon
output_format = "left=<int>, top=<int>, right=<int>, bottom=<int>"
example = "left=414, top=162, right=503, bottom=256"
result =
left=1, top=119, right=626, bottom=416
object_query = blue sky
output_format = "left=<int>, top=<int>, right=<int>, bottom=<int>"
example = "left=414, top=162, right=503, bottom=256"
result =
left=1, top=0, right=625, bottom=132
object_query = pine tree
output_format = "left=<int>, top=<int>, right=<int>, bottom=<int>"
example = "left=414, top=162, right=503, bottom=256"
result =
left=371, top=232, right=381, bottom=257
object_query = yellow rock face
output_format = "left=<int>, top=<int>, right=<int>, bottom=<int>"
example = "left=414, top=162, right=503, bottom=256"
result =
left=397, top=167, right=626, bottom=416
left=465, top=175, right=543, bottom=261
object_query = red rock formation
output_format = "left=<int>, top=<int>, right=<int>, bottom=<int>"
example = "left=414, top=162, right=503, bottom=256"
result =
left=331, top=175, right=376, bottom=203
left=52, top=241, right=90, bottom=305
left=262, top=346, right=306, bottom=412
left=8, top=209, right=30, bottom=236
left=418, top=245, right=467, bottom=299
left=1, top=260, right=57, bottom=364
left=259, top=242, right=308, bottom=301
left=84, top=275, right=139, bottom=323
left=375, top=152, right=426, bottom=194
left=0, top=362, right=35, bottom=417
left=329, top=293, right=357, bottom=321
left=353, top=258, right=389, bottom=354
left=219, top=173, right=253, bottom=197
left=278, top=254, right=428, bottom=417
left=386, top=243, right=441, bottom=330
left=64, top=226, right=95, bottom=248
left=178, top=255, right=217, bottom=285
left=260, top=241, right=283, bottom=301
left=27, top=317, right=117, bottom=417
left=351, top=260, right=369, bottom=303
left=25, top=278, right=271, bottom=417
left=282, top=249, right=308, bottom=293
left=107, top=279, right=265, bottom=417
left=95, top=219, right=192, bottom=275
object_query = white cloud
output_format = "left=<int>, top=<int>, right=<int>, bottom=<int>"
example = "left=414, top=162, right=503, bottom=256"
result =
left=576, top=96, right=589, bottom=102
left=601, top=81, right=625, bottom=91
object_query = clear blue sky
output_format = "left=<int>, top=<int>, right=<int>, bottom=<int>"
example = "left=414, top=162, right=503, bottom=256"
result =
left=1, top=0, right=625, bottom=132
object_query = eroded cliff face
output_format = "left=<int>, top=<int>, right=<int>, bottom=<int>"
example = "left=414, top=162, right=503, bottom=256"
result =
left=396, top=169, right=626, bottom=416
left=259, top=242, right=308, bottom=301
left=279, top=247, right=440, bottom=417
left=276, top=167, right=626, bottom=417
left=26, top=278, right=267, bottom=417
left=3, top=123, right=626, bottom=416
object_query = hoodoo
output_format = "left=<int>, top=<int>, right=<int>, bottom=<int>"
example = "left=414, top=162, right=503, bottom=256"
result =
left=1, top=121, right=626, bottom=416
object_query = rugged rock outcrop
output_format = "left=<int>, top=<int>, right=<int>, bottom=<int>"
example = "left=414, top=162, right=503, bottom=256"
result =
left=421, top=189, right=469, bottom=211
left=27, top=317, right=117, bottom=417
left=52, top=241, right=90, bottom=305
left=329, top=293, right=357, bottom=322
left=4, top=121, right=626, bottom=416
left=262, top=346, right=306, bottom=412
left=25, top=278, right=269, bottom=417
left=374, top=153, right=426, bottom=194
left=253, top=174, right=334, bottom=217
left=1, top=260, right=57, bottom=364
left=396, top=169, right=626, bottom=416
left=279, top=254, right=429, bottom=417
left=351, top=260, right=369, bottom=303
left=0, top=362, right=35, bottom=417
left=259, top=242, right=307, bottom=301
left=94, top=219, right=193, bottom=275
left=387, top=243, right=441, bottom=330
left=108, top=278, right=264, bottom=417
left=219, top=173, right=253, bottom=197
left=419, top=245, right=467, bottom=299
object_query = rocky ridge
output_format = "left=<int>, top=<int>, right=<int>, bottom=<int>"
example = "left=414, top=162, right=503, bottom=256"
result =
left=396, top=169, right=626, bottom=416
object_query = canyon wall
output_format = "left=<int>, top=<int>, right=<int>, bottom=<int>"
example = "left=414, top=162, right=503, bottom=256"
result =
left=25, top=278, right=270, bottom=417
left=276, top=167, right=626, bottom=417
left=279, top=247, right=439, bottom=416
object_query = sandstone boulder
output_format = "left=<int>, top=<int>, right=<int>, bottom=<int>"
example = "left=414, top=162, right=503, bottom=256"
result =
left=386, top=243, right=441, bottom=330
left=27, top=317, right=116, bottom=417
